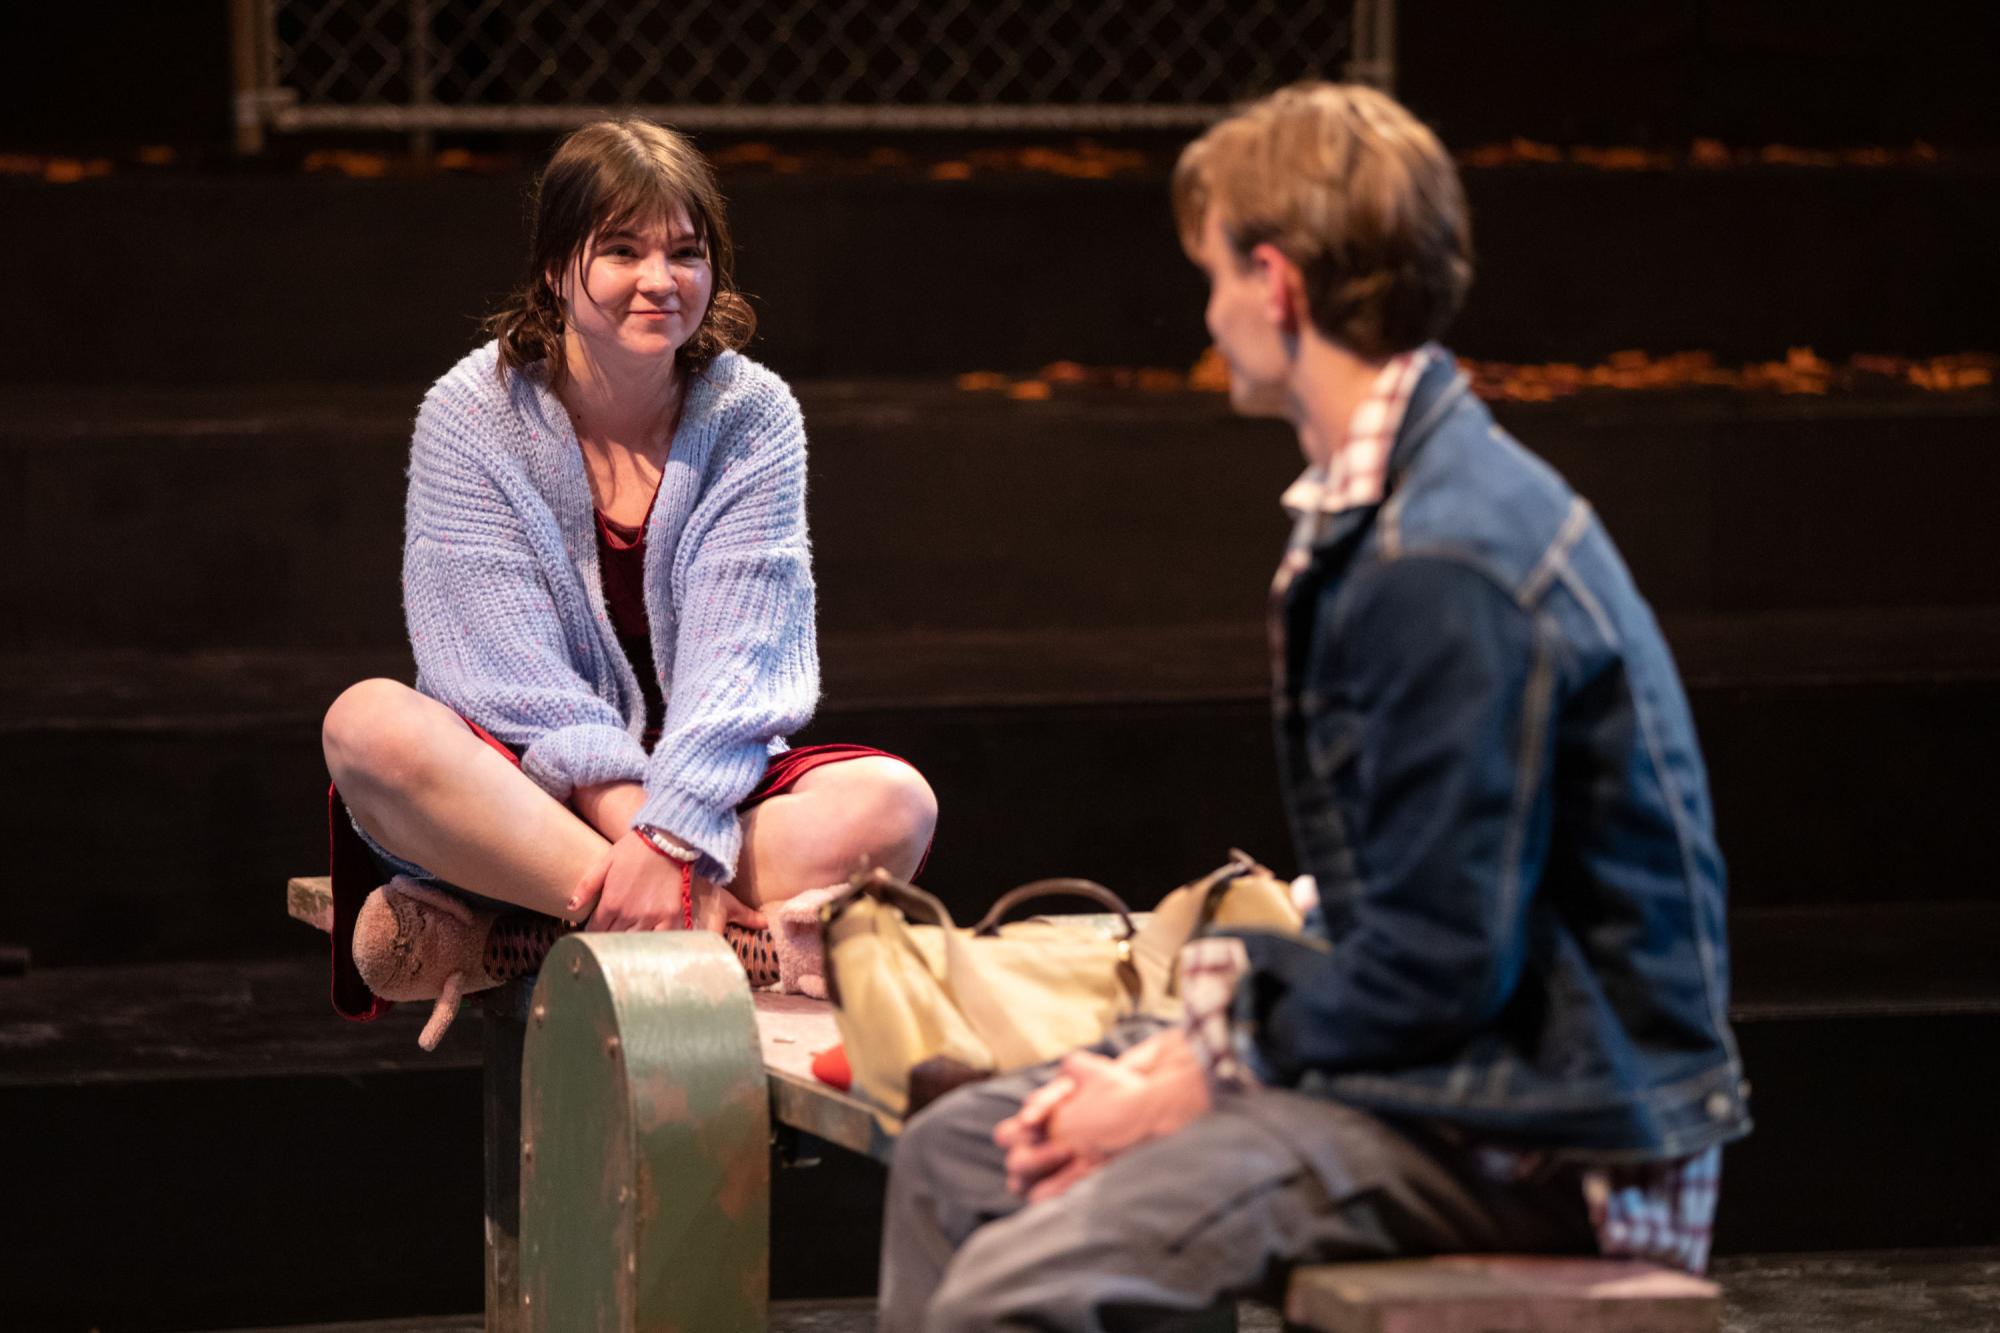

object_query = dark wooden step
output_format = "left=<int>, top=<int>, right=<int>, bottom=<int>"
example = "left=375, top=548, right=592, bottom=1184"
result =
left=1728, top=903, right=2000, bottom=1021
left=0, top=954, right=887, bottom=1332
left=5, top=381, right=1998, bottom=654
left=3, top=161, right=1995, bottom=384
left=0, top=644, right=1995, bottom=965
left=10, top=602, right=2000, bottom=729
left=11, top=905, right=1993, bottom=1089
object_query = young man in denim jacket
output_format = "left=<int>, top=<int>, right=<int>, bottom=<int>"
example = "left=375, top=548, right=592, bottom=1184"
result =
left=877, top=83, right=1751, bottom=1332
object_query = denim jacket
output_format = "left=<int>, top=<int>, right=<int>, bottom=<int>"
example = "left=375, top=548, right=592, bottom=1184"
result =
left=1232, top=352, right=1752, bottom=1162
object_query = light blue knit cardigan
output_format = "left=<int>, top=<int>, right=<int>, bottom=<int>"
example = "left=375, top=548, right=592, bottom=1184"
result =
left=403, top=341, right=819, bottom=884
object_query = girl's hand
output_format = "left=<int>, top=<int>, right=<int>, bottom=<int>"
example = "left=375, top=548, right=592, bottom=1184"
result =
left=572, top=831, right=682, bottom=931
left=689, top=871, right=767, bottom=935
left=569, top=832, right=765, bottom=934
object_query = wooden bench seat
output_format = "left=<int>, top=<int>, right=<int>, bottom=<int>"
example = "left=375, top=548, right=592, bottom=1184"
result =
left=287, top=876, right=886, bottom=1158
left=1287, top=1255, right=1720, bottom=1332
left=287, top=876, right=1718, bottom=1333
left=288, top=875, right=883, bottom=1330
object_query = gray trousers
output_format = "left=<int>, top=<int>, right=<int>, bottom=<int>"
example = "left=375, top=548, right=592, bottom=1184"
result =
left=878, top=1027, right=1597, bottom=1332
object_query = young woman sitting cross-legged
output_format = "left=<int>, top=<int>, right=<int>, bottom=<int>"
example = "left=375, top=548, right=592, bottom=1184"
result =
left=320, top=118, right=936, bottom=1046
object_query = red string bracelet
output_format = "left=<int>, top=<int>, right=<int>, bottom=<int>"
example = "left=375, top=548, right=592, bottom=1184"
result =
left=635, top=828, right=698, bottom=931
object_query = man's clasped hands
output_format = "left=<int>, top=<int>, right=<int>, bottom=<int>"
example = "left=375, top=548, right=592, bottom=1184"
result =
left=994, top=1026, right=1215, bottom=1203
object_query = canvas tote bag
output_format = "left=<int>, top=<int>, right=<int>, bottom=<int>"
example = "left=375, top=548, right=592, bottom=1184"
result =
left=822, top=852, right=1304, bottom=1129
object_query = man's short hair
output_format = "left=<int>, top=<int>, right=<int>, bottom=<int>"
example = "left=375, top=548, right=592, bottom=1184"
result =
left=1173, top=82, right=1473, bottom=359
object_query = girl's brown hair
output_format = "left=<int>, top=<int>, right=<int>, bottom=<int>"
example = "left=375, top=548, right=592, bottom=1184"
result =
left=488, top=118, right=756, bottom=389
left=1173, top=83, right=1472, bottom=359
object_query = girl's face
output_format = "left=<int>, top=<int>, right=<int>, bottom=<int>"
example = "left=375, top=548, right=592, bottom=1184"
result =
left=558, top=203, right=715, bottom=368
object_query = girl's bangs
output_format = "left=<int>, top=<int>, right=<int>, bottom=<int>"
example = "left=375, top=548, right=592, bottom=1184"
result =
left=596, top=171, right=708, bottom=248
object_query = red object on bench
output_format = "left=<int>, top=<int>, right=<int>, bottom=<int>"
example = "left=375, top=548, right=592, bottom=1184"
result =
left=811, top=1042, right=852, bottom=1092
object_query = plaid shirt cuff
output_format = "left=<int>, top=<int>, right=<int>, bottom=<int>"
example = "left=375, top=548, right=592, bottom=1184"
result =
left=1177, top=936, right=1260, bottom=1093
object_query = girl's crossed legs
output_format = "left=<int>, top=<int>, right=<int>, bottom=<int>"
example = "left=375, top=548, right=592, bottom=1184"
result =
left=320, top=677, right=937, bottom=925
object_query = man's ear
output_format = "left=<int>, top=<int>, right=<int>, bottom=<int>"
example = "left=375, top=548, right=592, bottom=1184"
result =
left=1248, top=242, right=1305, bottom=334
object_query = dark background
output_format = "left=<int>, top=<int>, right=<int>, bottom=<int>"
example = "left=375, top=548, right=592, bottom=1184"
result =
left=6, top=2, right=2000, bottom=152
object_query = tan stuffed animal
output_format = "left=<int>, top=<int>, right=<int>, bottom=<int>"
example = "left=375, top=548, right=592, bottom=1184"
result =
left=351, top=877, right=833, bottom=1048
left=769, top=885, right=844, bottom=1000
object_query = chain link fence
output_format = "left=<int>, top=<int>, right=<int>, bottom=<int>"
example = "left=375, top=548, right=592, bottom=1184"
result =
left=232, top=0, right=1391, bottom=146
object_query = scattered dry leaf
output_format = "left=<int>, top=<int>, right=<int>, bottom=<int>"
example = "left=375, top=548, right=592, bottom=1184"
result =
left=1459, top=139, right=1946, bottom=171
left=1571, top=146, right=1672, bottom=170
left=712, top=143, right=780, bottom=165
left=1460, top=349, right=1993, bottom=400
left=1689, top=138, right=1732, bottom=168
left=302, top=149, right=390, bottom=178
left=1188, top=347, right=1230, bottom=392
left=967, top=348, right=1993, bottom=403
left=42, top=158, right=113, bottom=183
left=1759, top=144, right=1841, bottom=167
left=430, top=148, right=513, bottom=172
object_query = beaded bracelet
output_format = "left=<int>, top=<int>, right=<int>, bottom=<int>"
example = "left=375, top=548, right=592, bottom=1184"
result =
left=636, top=824, right=700, bottom=863
left=635, top=825, right=698, bottom=931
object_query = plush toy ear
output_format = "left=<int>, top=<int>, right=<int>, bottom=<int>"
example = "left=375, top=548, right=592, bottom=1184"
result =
left=774, top=885, right=843, bottom=998
left=352, top=878, right=506, bottom=1050
left=419, top=973, right=468, bottom=1052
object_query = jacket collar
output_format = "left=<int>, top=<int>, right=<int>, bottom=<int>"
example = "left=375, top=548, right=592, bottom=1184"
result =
left=1307, top=345, right=1472, bottom=550
left=1384, top=345, right=1474, bottom=486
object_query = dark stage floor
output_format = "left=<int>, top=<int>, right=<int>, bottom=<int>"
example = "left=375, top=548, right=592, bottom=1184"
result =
left=199, top=1250, right=2000, bottom=1332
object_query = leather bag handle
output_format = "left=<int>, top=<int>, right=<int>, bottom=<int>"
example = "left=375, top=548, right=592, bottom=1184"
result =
left=971, top=878, right=1136, bottom=939
left=1191, top=849, right=1261, bottom=929
left=819, top=868, right=958, bottom=1010
left=824, top=867, right=960, bottom=930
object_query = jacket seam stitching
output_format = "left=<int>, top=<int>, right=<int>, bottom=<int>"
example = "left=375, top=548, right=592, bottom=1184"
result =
left=1376, top=376, right=1473, bottom=557
left=1557, top=560, right=1620, bottom=649
left=1625, top=649, right=1740, bottom=1060
left=1518, top=497, right=1593, bottom=607
left=1496, top=618, right=1558, bottom=981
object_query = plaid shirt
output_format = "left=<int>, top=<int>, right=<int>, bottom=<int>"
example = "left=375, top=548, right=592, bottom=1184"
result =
left=1268, top=350, right=1429, bottom=682
left=1182, top=350, right=1723, bottom=1273
left=1277, top=349, right=1429, bottom=520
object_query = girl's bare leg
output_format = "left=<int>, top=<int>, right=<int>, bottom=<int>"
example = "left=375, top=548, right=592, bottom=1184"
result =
left=732, top=757, right=939, bottom=909
left=322, top=678, right=605, bottom=918
left=324, top=678, right=938, bottom=917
